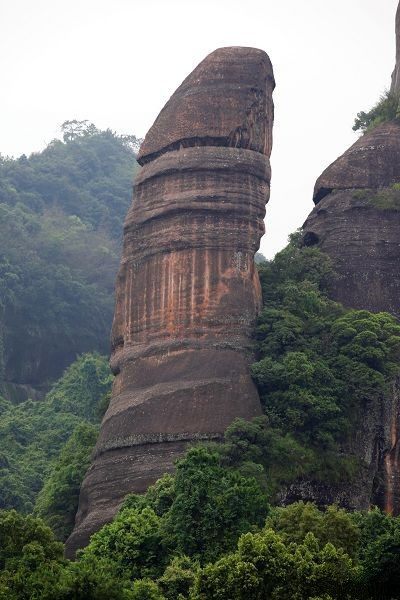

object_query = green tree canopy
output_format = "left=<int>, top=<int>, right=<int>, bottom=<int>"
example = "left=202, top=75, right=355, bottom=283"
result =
left=0, top=123, right=140, bottom=392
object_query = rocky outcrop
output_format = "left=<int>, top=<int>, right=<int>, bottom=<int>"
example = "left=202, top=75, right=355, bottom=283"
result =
left=0, top=382, right=46, bottom=404
left=137, top=47, right=274, bottom=164
left=66, top=47, right=275, bottom=556
left=302, top=147, right=400, bottom=515
left=305, top=121, right=400, bottom=318
left=301, top=3, right=400, bottom=515
left=391, top=0, right=400, bottom=95
left=279, top=378, right=399, bottom=513
left=313, top=121, right=400, bottom=205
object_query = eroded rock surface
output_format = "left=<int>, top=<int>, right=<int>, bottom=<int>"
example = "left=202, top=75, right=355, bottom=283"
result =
left=313, top=121, right=400, bottom=205
left=137, top=47, right=274, bottom=164
left=66, top=47, right=274, bottom=556
left=303, top=176, right=400, bottom=514
left=306, top=181, right=400, bottom=318
left=301, top=67, right=400, bottom=514
left=391, top=0, right=400, bottom=95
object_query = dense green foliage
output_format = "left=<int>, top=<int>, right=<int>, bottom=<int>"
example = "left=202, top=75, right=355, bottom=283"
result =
left=353, top=90, right=399, bottom=132
left=0, top=510, right=136, bottom=599
left=83, top=506, right=165, bottom=581
left=0, top=353, right=111, bottom=520
left=250, top=235, right=400, bottom=487
left=2, top=503, right=400, bottom=599
left=34, top=423, right=99, bottom=541
left=162, top=447, right=268, bottom=562
left=83, top=446, right=269, bottom=574
left=266, top=502, right=360, bottom=559
left=0, top=121, right=139, bottom=391
left=2, top=141, right=400, bottom=600
left=194, top=529, right=357, bottom=600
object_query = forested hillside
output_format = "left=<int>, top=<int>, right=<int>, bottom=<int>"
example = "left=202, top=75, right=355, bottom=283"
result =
left=253, top=235, right=400, bottom=492
left=1, top=237, right=400, bottom=598
left=0, top=353, right=112, bottom=520
left=0, top=121, right=140, bottom=401
left=1, top=112, right=400, bottom=597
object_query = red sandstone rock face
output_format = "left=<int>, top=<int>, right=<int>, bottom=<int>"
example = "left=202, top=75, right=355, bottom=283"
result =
left=304, top=186, right=400, bottom=318
left=300, top=3, right=400, bottom=514
left=313, top=121, right=400, bottom=204
left=306, top=120, right=400, bottom=319
left=66, top=47, right=274, bottom=557
left=138, top=47, right=274, bottom=164
left=302, top=122, right=400, bottom=516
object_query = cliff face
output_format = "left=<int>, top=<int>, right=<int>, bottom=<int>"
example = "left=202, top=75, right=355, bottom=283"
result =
left=66, top=47, right=274, bottom=556
left=391, top=0, right=400, bottom=95
left=301, top=4, right=400, bottom=514
left=303, top=180, right=400, bottom=517
left=306, top=121, right=400, bottom=318
left=313, top=121, right=400, bottom=206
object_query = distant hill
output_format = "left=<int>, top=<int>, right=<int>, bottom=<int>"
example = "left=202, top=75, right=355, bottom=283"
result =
left=0, top=121, right=141, bottom=401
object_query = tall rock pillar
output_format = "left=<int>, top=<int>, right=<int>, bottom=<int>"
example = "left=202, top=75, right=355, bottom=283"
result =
left=301, top=1, right=400, bottom=516
left=66, top=47, right=275, bottom=556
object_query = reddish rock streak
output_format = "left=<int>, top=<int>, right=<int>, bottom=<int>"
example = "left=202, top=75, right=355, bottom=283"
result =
left=384, top=382, right=400, bottom=515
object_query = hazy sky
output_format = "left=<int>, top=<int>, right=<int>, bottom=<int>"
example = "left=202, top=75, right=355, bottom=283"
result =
left=1, top=0, right=398, bottom=257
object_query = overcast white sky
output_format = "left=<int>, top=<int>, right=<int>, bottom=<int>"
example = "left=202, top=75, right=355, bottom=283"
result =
left=1, top=0, right=398, bottom=257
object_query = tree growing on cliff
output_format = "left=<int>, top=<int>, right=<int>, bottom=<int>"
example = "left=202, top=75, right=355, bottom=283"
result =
left=353, top=90, right=400, bottom=133
left=251, top=236, right=400, bottom=486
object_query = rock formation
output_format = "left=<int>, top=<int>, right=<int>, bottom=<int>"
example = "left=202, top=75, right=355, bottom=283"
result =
left=66, top=47, right=275, bottom=556
left=300, top=2, right=400, bottom=516
left=391, top=0, right=400, bottom=95
left=306, top=120, right=400, bottom=318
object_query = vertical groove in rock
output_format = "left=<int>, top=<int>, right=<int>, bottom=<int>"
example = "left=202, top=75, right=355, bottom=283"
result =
left=65, top=46, right=275, bottom=557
